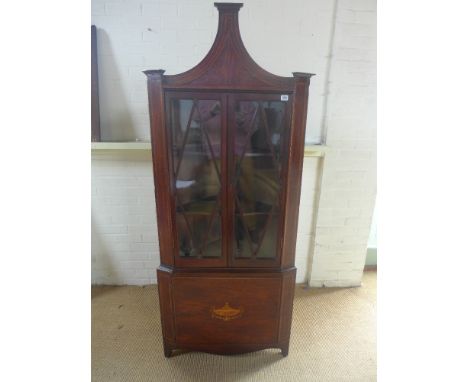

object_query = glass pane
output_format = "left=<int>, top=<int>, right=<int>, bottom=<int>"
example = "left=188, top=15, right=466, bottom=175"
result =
left=170, top=99, right=222, bottom=258
left=233, top=100, right=285, bottom=259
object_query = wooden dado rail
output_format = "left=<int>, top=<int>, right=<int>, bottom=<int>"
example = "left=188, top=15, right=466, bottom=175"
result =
left=91, top=142, right=327, bottom=157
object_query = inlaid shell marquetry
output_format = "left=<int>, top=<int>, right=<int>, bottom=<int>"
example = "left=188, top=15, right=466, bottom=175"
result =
left=211, top=302, right=244, bottom=321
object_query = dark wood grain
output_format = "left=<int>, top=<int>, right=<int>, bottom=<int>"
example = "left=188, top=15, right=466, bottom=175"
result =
left=145, top=2, right=312, bottom=357
left=278, top=267, right=296, bottom=356
left=281, top=73, right=313, bottom=269
left=173, top=276, right=281, bottom=344
left=145, top=71, right=175, bottom=267
left=162, top=3, right=295, bottom=92
left=158, top=267, right=296, bottom=357
left=157, top=267, right=175, bottom=356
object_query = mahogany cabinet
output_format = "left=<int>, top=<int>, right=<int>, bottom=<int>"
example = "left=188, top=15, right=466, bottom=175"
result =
left=144, top=2, right=312, bottom=357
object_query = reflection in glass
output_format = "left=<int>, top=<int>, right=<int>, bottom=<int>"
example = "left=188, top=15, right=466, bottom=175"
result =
left=171, top=99, right=222, bottom=258
left=234, top=101, right=285, bottom=259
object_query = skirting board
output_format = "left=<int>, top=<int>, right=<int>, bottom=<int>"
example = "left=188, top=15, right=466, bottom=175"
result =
left=308, top=279, right=362, bottom=288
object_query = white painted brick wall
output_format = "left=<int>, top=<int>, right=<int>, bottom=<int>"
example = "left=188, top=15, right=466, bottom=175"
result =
left=92, top=151, right=159, bottom=285
left=91, top=0, right=334, bottom=143
left=308, top=0, right=376, bottom=287
left=295, top=157, right=322, bottom=282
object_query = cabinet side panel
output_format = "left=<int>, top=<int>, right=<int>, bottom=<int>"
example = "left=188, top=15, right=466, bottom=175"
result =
left=146, top=73, right=175, bottom=266
left=281, top=76, right=311, bottom=268
left=278, top=268, right=296, bottom=350
left=157, top=268, right=175, bottom=342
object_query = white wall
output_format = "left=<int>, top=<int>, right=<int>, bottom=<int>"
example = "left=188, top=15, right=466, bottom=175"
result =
left=91, top=0, right=335, bottom=143
left=308, top=0, right=377, bottom=287
left=91, top=0, right=377, bottom=286
left=92, top=151, right=158, bottom=284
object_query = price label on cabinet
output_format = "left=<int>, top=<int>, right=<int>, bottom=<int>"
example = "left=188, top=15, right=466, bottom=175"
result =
left=280, top=95, right=289, bottom=101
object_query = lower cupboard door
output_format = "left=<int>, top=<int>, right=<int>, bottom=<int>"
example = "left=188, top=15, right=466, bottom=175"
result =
left=172, top=276, right=282, bottom=345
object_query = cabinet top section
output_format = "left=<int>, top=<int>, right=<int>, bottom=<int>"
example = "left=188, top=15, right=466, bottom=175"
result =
left=144, top=2, right=314, bottom=92
left=214, top=3, right=243, bottom=11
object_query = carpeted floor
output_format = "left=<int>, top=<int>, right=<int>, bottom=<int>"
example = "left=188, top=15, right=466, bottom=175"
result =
left=92, top=270, right=376, bottom=382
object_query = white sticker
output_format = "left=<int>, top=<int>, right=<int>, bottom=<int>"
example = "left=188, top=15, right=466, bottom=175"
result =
left=281, top=95, right=289, bottom=101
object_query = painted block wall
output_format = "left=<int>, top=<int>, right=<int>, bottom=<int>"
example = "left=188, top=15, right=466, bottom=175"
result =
left=91, top=0, right=335, bottom=144
left=308, top=0, right=377, bottom=287
left=91, top=151, right=320, bottom=284
left=92, top=151, right=159, bottom=284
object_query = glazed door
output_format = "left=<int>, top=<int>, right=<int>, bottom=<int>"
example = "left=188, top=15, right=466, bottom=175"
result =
left=166, top=92, right=291, bottom=268
left=228, top=93, right=292, bottom=267
left=166, top=92, right=227, bottom=267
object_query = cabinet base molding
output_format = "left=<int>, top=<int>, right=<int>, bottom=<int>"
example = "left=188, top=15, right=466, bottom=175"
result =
left=162, top=342, right=289, bottom=358
left=157, top=267, right=296, bottom=357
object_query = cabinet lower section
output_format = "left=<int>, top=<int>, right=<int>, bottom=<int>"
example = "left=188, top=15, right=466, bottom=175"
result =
left=157, top=267, right=296, bottom=357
